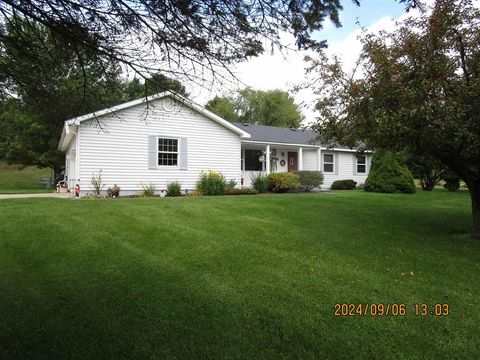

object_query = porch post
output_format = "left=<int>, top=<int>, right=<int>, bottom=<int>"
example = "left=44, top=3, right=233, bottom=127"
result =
left=242, top=148, right=245, bottom=171
left=298, top=147, right=303, bottom=171
left=266, top=145, right=271, bottom=174
left=317, top=148, right=321, bottom=171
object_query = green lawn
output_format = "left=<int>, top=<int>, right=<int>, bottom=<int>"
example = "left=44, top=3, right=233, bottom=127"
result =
left=0, top=161, right=52, bottom=194
left=0, top=191, right=479, bottom=359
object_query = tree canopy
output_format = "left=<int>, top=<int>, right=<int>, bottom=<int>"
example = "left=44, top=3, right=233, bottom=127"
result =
left=305, top=0, right=480, bottom=238
left=206, top=88, right=304, bottom=127
left=0, top=0, right=420, bottom=93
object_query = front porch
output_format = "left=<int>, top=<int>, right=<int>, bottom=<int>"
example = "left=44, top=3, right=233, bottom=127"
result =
left=240, top=142, right=321, bottom=187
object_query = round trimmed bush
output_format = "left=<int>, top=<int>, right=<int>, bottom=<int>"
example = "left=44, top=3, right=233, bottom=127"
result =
left=166, top=181, right=182, bottom=197
left=331, top=179, right=357, bottom=190
left=443, top=172, right=460, bottom=192
left=294, top=171, right=324, bottom=191
left=364, top=150, right=416, bottom=194
left=267, top=172, right=300, bottom=193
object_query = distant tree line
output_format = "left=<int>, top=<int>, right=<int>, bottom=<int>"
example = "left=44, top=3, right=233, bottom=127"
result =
left=206, top=89, right=304, bottom=128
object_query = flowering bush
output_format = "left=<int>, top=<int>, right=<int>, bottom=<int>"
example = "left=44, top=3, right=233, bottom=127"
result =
left=267, top=172, right=300, bottom=193
left=196, top=170, right=226, bottom=195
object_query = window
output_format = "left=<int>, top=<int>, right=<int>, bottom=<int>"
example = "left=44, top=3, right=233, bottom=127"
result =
left=323, top=153, right=334, bottom=173
left=158, top=138, right=178, bottom=166
left=357, top=155, right=366, bottom=173
left=244, top=149, right=263, bottom=171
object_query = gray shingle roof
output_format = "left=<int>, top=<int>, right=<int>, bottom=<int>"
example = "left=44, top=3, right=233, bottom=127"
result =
left=233, top=122, right=322, bottom=146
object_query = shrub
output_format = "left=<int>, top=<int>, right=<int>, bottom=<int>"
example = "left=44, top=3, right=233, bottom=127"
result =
left=225, top=188, right=258, bottom=195
left=196, top=170, right=226, bottom=195
left=140, top=183, right=156, bottom=197
left=331, top=179, right=357, bottom=190
left=364, top=150, right=416, bottom=194
left=107, top=184, right=121, bottom=198
left=443, top=172, right=460, bottom=192
left=90, top=169, right=103, bottom=196
left=267, top=172, right=300, bottom=193
left=166, top=181, right=182, bottom=197
left=294, top=171, right=324, bottom=191
left=226, top=179, right=237, bottom=191
left=251, top=173, right=268, bottom=193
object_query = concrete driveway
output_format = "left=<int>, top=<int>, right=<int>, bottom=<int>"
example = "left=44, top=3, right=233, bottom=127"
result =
left=0, top=192, right=73, bottom=200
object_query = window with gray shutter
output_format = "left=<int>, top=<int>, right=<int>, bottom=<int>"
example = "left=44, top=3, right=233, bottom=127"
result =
left=148, top=136, right=185, bottom=168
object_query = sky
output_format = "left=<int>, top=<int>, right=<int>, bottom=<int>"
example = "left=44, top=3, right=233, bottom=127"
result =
left=185, top=0, right=422, bottom=125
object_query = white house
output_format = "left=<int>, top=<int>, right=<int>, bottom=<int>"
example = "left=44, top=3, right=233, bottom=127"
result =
left=58, top=92, right=371, bottom=195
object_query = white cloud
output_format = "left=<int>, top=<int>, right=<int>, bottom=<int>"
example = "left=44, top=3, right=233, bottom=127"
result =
left=186, top=3, right=432, bottom=125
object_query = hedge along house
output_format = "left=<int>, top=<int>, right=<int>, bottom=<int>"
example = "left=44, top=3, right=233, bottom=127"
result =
left=58, top=92, right=371, bottom=195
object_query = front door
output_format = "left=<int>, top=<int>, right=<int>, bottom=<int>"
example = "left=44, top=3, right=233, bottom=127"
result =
left=288, top=152, right=298, bottom=172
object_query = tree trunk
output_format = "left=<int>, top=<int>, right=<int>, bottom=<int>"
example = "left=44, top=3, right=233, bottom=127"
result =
left=421, top=176, right=435, bottom=191
left=468, top=182, right=480, bottom=240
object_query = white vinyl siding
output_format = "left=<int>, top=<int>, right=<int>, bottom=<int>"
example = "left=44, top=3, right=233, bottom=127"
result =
left=78, top=97, right=241, bottom=193
left=65, top=137, right=77, bottom=190
left=302, top=150, right=318, bottom=171
left=323, top=152, right=370, bottom=188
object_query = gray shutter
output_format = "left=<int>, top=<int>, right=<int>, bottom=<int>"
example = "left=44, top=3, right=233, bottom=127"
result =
left=148, top=136, right=157, bottom=169
left=180, top=137, right=188, bottom=170
left=334, top=153, right=339, bottom=175
left=353, top=155, right=357, bottom=175
left=318, top=150, right=322, bottom=172
left=367, top=155, right=371, bottom=173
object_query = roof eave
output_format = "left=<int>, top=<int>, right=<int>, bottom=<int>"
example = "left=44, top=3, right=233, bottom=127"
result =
left=58, top=123, right=77, bottom=151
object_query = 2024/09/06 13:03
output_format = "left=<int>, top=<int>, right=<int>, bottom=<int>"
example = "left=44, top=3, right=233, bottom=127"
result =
left=334, top=303, right=449, bottom=317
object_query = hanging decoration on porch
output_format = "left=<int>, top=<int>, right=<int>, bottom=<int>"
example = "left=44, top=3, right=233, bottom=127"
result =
left=280, top=159, right=286, bottom=167
left=259, top=149, right=279, bottom=172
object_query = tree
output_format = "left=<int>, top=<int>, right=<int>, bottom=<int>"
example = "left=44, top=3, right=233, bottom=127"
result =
left=206, top=89, right=304, bottom=127
left=0, top=0, right=420, bottom=95
left=364, top=150, right=416, bottom=194
left=123, top=74, right=188, bottom=100
left=205, top=96, right=238, bottom=122
left=407, top=154, right=445, bottom=191
left=305, top=1, right=480, bottom=238
left=0, top=19, right=186, bottom=173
